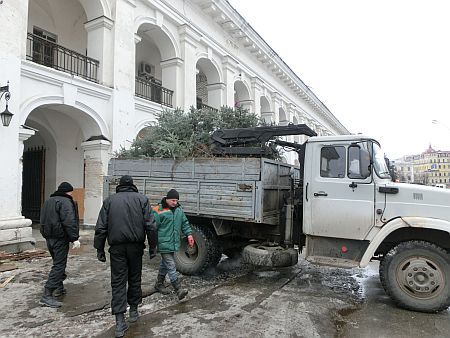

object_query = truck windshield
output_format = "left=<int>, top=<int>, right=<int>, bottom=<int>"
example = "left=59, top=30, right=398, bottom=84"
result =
left=373, top=143, right=391, bottom=179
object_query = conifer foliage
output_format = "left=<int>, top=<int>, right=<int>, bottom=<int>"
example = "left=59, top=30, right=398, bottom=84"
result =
left=116, top=106, right=264, bottom=159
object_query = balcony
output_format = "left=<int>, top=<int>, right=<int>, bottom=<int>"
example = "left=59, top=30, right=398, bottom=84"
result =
left=135, top=76, right=173, bottom=108
left=26, top=33, right=99, bottom=83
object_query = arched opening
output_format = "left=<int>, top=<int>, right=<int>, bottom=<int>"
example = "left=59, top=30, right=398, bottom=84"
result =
left=234, top=80, right=252, bottom=112
left=22, top=104, right=110, bottom=225
left=27, top=0, right=103, bottom=82
left=260, top=96, right=273, bottom=123
left=196, top=58, right=222, bottom=111
left=135, top=23, right=178, bottom=107
left=279, top=107, right=288, bottom=125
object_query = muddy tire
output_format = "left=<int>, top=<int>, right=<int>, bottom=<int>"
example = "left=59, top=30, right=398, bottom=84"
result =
left=380, top=241, right=450, bottom=313
left=242, top=244, right=298, bottom=268
left=174, top=224, right=222, bottom=275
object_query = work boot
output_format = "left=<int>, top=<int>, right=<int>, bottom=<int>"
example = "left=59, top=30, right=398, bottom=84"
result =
left=154, top=275, right=170, bottom=295
left=115, top=313, right=129, bottom=338
left=53, top=286, right=67, bottom=297
left=171, top=279, right=188, bottom=300
left=128, top=305, right=138, bottom=323
left=39, top=288, right=62, bottom=308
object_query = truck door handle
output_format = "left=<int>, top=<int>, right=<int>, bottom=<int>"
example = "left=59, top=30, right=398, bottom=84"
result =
left=314, top=191, right=328, bottom=197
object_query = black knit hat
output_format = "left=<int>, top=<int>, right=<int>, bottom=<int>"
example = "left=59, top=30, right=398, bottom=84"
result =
left=119, top=175, right=134, bottom=186
left=57, top=182, right=74, bottom=193
left=166, top=189, right=179, bottom=200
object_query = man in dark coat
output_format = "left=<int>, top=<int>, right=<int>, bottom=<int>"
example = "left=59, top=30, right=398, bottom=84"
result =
left=39, top=182, right=80, bottom=308
left=94, top=175, right=157, bottom=338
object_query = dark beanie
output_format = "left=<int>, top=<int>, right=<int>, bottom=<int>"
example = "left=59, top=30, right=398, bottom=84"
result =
left=166, top=189, right=179, bottom=200
left=119, top=175, right=134, bottom=186
left=57, top=182, right=74, bottom=193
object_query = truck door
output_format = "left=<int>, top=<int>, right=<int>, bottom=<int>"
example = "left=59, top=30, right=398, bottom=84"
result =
left=306, top=141, right=375, bottom=240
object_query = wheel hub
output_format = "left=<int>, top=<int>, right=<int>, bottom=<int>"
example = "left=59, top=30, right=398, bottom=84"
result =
left=399, top=258, right=443, bottom=297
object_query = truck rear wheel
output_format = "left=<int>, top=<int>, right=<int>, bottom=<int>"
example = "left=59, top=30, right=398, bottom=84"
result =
left=379, top=240, right=450, bottom=313
left=242, top=244, right=298, bottom=268
left=174, top=224, right=222, bottom=275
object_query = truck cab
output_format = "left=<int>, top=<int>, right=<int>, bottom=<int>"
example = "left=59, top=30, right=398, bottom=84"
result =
left=302, top=135, right=450, bottom=312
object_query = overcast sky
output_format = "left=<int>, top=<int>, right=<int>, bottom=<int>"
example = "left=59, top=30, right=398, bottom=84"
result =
left=228, top=0, right=450, bottom=159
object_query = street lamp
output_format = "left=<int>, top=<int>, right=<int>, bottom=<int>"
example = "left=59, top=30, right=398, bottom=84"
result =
left=0, top=82, right=13, bottom=127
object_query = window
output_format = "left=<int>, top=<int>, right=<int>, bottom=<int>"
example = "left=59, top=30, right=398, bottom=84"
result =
left=348, top=142, right=371, bottom=179
left=32, top=27, right=57, bottom=67
left=372, top=143, right=391, bottom=179
left=320, top=146, right=346, bottom=178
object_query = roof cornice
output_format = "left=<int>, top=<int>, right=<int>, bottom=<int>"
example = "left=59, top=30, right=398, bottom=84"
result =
left=190, top=0, right=349, bottom=134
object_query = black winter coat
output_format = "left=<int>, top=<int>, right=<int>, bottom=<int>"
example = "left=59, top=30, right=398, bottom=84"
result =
left=94, top=185, right=157, bottom=253
left=40, top=192, right=80, bottom=242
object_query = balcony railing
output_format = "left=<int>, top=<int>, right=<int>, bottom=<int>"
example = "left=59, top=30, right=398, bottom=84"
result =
left=26, top=33, right=99, bottom=83
left=197, top=103, right=219, bottom=112
left=196, top=98, right=219, bottom=113
left=135, top=76, right=173, bottom=108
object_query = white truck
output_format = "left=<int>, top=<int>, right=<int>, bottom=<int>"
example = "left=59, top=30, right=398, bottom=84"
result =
left=106, top=125, right=450, bottom=313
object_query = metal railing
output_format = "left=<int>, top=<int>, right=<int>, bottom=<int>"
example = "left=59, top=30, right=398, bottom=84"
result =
left=26, top=33, right=99, bottom=83
left=197, top=102, right=219, bottom=113
left=135, top=76, right=173, bottom=108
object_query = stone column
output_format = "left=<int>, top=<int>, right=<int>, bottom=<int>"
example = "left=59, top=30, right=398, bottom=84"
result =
left=161, top=57, right=184, bottom=108
left=222, top=56, right=238, bottom=108
left=0, top=0, right=35, bottom=253
left=271, top=92, right=282, bottom=125
left=179, top=25, right=201, bottom=111
left=0, top=128, right=36, bottom=252
left=111, top=0, right=137, bottom=152
left=85, top=16, right=114, bottom=86
left=251, top=77, right=263, bottom=117
left=81, top=140, right=111, bottom=225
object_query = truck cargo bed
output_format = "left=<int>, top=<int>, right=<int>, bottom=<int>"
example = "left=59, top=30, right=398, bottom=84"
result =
left=106, top=157, right=299, bottom=225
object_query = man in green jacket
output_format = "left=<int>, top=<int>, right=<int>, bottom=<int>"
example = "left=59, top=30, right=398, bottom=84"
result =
left=152, top=189, right=194, bottom=300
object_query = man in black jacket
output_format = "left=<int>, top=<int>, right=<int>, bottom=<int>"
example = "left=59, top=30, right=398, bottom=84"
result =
left=39, top=182, right=80, bottom=308
left=94, top=175, right=157, bottom=338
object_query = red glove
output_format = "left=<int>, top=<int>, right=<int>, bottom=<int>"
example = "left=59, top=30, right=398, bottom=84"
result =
left=187, top=235, right=195, bottom=247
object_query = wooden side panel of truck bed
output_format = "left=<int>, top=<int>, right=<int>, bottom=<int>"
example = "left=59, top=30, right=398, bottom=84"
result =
left=106, top=158, right=299, bottom=225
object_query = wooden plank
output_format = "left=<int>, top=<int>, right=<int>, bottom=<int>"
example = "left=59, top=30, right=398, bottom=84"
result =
left=0, top=275, right=15, bottom=288
left=72, top=188, right=84, bottom=220
left=0, top=264, right=17, bottom=273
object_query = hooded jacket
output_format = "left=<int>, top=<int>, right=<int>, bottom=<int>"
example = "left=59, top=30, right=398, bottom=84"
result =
left=40, top=191, right=80, bottom=242
left=152, top=198, right=192, bottom=253
left=94, top=185, right=157, bottom=252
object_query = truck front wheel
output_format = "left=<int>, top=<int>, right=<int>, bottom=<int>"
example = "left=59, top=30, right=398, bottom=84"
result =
left=380, top=240, right=450, bottom=312
left=174, top=224, right=222, bottom=275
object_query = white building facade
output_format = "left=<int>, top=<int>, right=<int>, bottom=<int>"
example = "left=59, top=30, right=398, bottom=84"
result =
left=0, top=0, right=349, bottom=251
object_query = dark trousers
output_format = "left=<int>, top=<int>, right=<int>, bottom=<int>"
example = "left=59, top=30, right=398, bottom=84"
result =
left=45, top=238, right=69, bottom=291
left=109, top=243, right=144, bottom=314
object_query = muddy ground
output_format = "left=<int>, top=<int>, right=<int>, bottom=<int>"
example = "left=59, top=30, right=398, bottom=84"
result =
left=0, top=228, right=449, bottom=338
